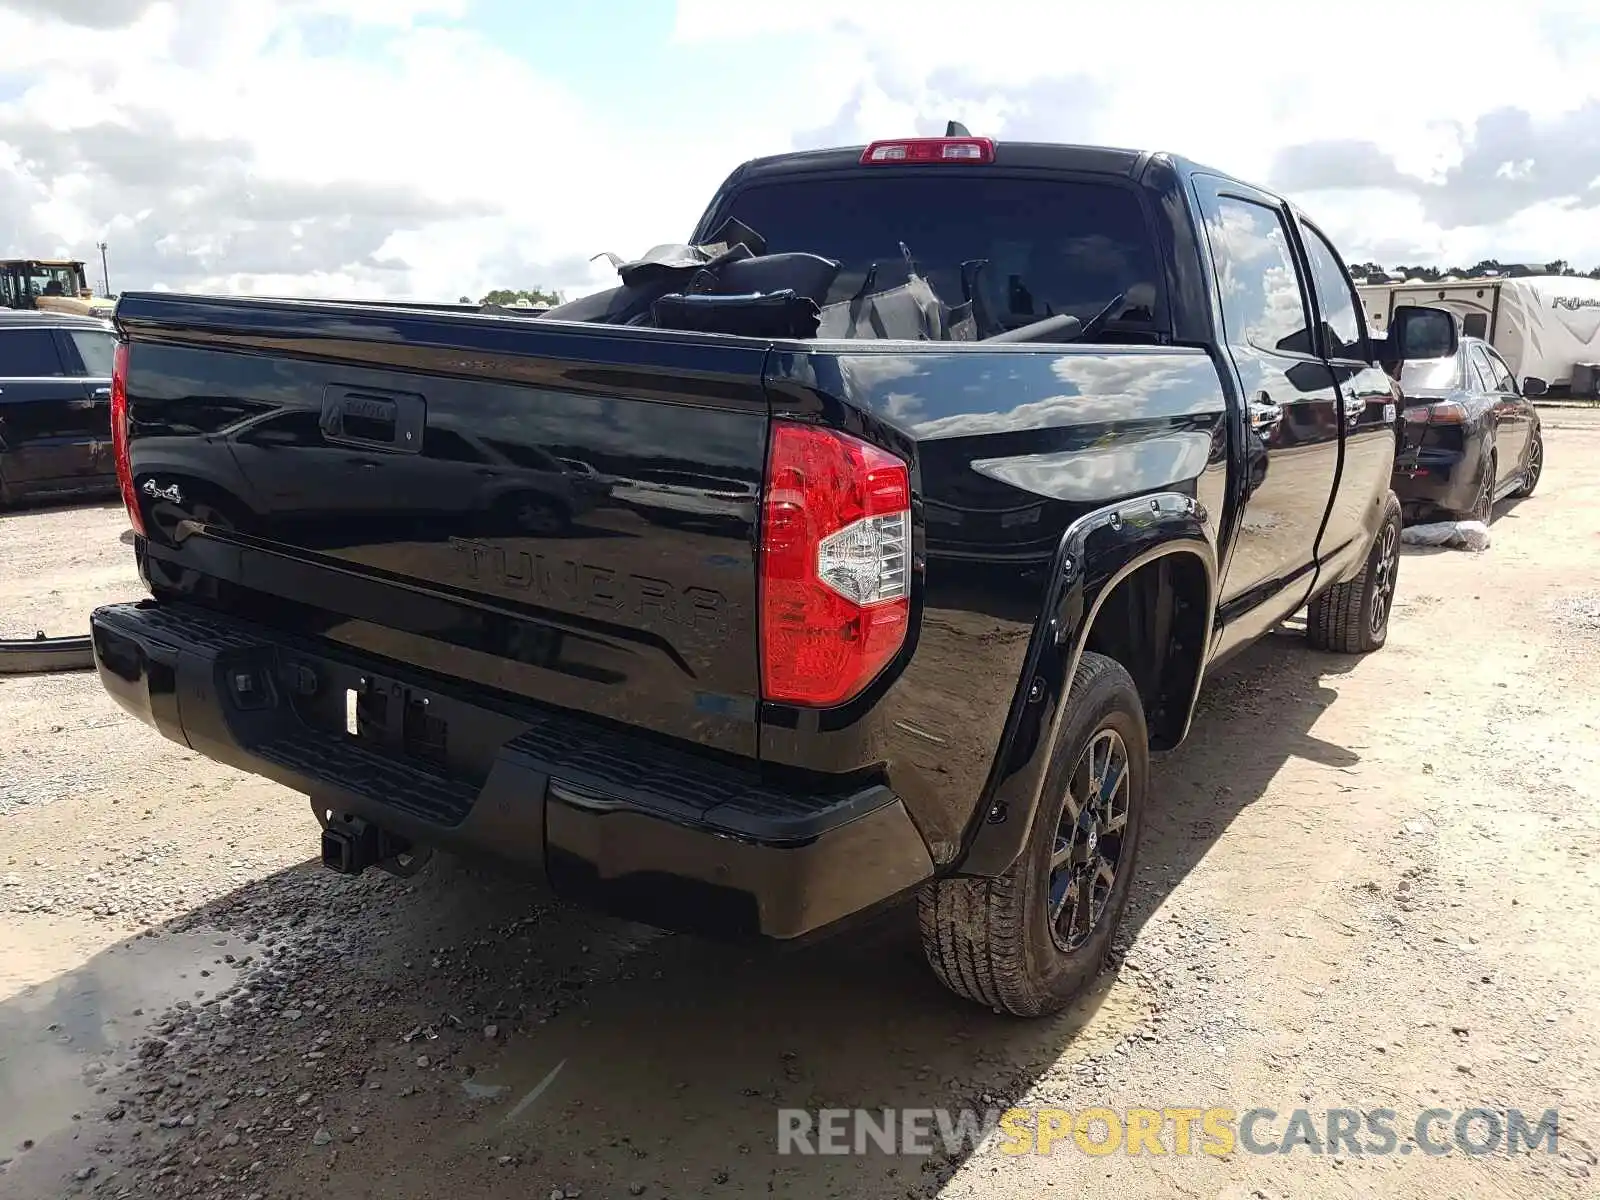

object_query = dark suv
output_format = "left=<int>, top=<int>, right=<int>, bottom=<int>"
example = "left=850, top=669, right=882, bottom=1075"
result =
left=0, top=310, right=119, bottom=506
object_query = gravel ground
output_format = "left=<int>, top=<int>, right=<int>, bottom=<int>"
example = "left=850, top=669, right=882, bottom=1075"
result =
left=2, top=411, right=1598, bottom=1199
left=0, top=498, right=135, bottom=639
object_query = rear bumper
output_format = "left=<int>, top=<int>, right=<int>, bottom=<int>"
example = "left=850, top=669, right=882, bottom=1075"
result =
left=0, top=634, right=95, bottom=676
left=89, top=601, right=933, bottom=939
left=1391, top=447, right=1476, bottom=515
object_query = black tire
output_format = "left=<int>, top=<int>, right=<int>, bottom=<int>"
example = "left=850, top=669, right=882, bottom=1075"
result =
left=1307, top=492, right=1402, bottom=654
left=918, top=652, right=1148, bottom=1017
left=1511, top=428, right=1542, bottom=498
left=1464, top=450, right=1496, bottom=523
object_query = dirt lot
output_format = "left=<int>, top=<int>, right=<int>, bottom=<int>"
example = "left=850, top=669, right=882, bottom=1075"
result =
left=3, top=412, right=1599, bottom=1199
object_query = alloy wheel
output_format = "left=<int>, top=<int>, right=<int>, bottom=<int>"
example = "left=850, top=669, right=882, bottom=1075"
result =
left=1369, top=520, right=1399, bottom=638
left=1047, top=727, right=1131, bottom=952
left=1473, top=463, right=1494, bottom=522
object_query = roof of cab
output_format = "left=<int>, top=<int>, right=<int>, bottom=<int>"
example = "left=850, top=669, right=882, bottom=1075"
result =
left=734, top=141, right=1146, bottom=178
left=0, top=310, right=113, bottom=331
left=722, top=141, right=1250, bottom=198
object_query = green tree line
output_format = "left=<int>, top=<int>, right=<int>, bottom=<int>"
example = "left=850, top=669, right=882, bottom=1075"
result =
left=1349, top=259, right=1600, bottom=284
left=458, top=288, right=564, bottom=306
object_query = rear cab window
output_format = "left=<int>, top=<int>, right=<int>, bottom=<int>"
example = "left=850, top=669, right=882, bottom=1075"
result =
left=707, top=173, right=1166, bottom=342
left=1400, top=354, right=1464, bottom=392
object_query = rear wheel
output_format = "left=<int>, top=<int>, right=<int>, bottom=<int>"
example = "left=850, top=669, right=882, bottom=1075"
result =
left=1512, top=429, right=1543, bottom=498
left=1306, top=492, right=1402, bottom=654
left=918, top=652, right=1148, bottom=1017
left=1465, top=451, right=1496, bottom=523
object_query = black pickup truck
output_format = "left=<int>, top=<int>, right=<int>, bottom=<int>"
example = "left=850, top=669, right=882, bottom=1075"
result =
left=90, top=135, right=1457, bottom=1017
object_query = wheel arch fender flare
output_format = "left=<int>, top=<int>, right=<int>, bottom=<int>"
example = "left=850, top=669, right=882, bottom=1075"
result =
left=950, top=490, right=1218, bottom=877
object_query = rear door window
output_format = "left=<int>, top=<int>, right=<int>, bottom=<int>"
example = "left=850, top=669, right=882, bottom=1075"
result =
left=1196, top=194, right=1313, bottom=357
left=1482, top=346, right=1517, bottom=393
left=67, top=329, right=116, bottom=378
left=716, top=175, right=1164, bottom=340
left=1467, top=345, right=1499, bottom=393
left=0, top=328, right=68, bottom=377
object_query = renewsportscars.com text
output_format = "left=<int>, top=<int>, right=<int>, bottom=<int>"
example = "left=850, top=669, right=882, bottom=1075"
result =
left=777, top=1106, right=1560, bottom=1158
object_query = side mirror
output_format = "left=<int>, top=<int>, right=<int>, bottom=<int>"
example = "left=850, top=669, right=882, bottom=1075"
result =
left=1390, top=304, right=1458, bottom=361
left=1522, top=376, right=1548, bottom=397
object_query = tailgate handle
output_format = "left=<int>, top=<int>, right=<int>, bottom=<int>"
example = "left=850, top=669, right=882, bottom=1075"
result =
left=321, top=386, right=425, bottom=453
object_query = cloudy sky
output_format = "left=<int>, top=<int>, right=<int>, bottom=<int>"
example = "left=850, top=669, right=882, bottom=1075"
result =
left=3, top=0, right=1598, bottom=303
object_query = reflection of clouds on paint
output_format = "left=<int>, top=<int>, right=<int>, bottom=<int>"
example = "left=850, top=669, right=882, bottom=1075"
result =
left=883, top=392, right=925, bottom=421
left=905, top=351, right=1219, bottom=440
left=138, top=355, right=318, bottom=411
left=136, top=343, right=763, bottom=474
left=970, top=432, right=1210, bottom=502
left=837, top=354, right=924, bottom=394
left=470, top=391, right=762, bottom=474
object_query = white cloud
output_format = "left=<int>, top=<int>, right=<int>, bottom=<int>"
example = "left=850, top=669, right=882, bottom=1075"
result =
left=3, top=0, right=1599, bottom=306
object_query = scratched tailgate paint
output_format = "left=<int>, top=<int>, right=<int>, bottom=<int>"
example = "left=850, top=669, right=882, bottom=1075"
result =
left=117, top=303, right=769, bottom=757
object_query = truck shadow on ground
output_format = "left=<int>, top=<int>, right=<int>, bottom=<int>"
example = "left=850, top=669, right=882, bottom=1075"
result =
left=0, top=632, right=1365, bottom=1199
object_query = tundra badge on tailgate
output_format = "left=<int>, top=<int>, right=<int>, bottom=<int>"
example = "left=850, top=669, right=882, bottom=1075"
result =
left=448, top=536, right=728, bottom=639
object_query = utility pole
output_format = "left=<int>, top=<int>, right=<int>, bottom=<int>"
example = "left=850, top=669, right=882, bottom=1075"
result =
left=96, top=242, right=111, bottom=297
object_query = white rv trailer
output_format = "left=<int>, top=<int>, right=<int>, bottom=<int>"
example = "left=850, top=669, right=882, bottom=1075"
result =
left=1355, top=275, right=1600, bottom=396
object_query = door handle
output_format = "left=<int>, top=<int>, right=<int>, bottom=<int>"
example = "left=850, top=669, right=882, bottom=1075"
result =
left=1249, top=395, right=1282, bottom=433
left=92, top=386, right=111, bottom=398
left=1343, top=394, right=1365, bottom=418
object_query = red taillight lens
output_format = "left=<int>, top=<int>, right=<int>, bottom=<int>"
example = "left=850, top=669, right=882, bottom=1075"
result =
left=759, top=423, right=912, bottom=707
left=1405, top=400, right=1468, bottom=425
left=110, top=340, right=144, bottom=536
left=860, top=137, right=995, bottom=165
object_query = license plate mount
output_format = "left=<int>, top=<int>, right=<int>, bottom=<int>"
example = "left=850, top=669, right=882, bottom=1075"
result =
left=346, top=673, right=449, bottom=769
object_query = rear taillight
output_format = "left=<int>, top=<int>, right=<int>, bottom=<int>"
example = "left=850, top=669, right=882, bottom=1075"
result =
left=759, top=423, right=911, bottom=707
left=110, top=340, right=144, bottom=536
left=860, top=137, right=995, bottom=165
left=1405, top=401, right=1467, bottom=425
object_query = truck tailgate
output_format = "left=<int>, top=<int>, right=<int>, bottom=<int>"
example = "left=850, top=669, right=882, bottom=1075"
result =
left=117, top=295, right=769, bottom=757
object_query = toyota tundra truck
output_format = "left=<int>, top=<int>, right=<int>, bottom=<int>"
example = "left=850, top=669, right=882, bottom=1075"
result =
left=90, top=135, right=1455, bottom=1017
